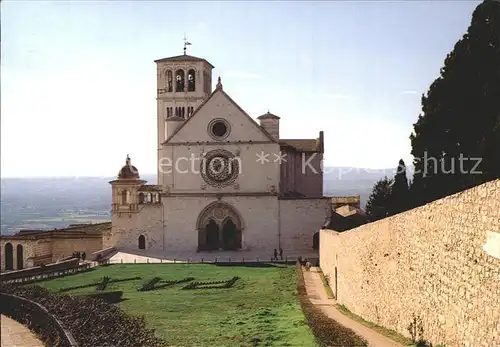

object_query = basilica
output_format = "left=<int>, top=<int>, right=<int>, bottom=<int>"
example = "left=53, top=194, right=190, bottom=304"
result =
left=104, top=51, right=330, bottom=253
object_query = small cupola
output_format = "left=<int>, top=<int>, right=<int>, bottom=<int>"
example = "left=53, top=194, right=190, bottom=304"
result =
left=257, top=111, right=280, bottom=141
left=118, top=155, right=140, bottom=179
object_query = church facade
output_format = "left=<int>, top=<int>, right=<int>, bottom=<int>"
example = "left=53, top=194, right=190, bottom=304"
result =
left=103, top=53, right=330, bottom=253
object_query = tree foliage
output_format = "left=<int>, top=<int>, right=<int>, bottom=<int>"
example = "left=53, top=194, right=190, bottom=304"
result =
left=390, top=159, right=410, bottom=215
left=410, top=0, right=500, bottom=205
left=365, top=177, right=393, bottom=221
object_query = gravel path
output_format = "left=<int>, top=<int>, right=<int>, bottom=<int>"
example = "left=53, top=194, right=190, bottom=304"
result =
left=1, top=315, right=44, bottom=347
left=303, top=267, right=404, bottom=347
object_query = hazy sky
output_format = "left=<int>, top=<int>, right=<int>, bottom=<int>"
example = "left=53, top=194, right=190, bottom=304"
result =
left=1, top=1, right=481, bottom=177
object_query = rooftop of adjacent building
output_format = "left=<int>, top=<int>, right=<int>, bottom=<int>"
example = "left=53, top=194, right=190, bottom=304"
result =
left=0, top=222, right=111, bottom=240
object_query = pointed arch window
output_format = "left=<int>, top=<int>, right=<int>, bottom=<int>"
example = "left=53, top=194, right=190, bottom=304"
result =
left=188, top=69, right=196, bottom=92
left=175, top=69, right=185, bottom=92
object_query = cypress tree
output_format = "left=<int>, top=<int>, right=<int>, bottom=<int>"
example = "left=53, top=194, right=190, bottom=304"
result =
left=365, top=177, right=393, bottom=221
left=410, top=0, right=500, bottom=205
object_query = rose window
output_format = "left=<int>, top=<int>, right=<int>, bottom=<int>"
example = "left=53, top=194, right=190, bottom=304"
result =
left=200, top=149, right=239, bottom=188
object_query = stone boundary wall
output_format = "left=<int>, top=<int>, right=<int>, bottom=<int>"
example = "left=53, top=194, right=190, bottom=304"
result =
left=320, top=179, right=500, bottom=347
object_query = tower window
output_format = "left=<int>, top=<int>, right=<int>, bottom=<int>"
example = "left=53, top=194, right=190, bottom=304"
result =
left=175, top=69, right=185, bottom=92
left=166, top=70, right=173, bottom=92
left=187, top=106, right=194, bottom=117
left=203, top=71, right=210, bottom=94
left=121, top=190, right=129, bottom=204
left=188, top=69, right=196, bottom=92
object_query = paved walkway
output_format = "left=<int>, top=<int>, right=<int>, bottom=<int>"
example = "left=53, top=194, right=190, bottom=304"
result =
left=303, top=267, right=403, bottom=347
left=1, top=315, right=44, bottom=347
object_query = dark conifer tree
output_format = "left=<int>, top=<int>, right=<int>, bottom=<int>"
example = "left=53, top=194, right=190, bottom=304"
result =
left=410, top=0, right=500, bottom=205
left=365, top=177, right=393, bottom=221
left=390, top=159, right=410, bottom=215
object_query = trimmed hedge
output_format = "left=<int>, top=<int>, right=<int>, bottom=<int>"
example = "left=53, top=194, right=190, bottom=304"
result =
left=296, top=262, right=367, bottom=347
left=59, top=276, right=142, bottom=293
left=96, top=276, right=110, bottom=291
left=137, top=277, right=161, bottom=292
left=86, top=291, right=124, bottom=304
left=0, top=283, right=166, bottom=347
left=154, top=277, right=195, bottom=290
left=59, top=282, right=99, bottom=293
left=182, top=276, right=240, bottom=290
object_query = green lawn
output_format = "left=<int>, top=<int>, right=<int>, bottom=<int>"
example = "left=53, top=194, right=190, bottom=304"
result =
left=37, top=263, right=318, bottom=347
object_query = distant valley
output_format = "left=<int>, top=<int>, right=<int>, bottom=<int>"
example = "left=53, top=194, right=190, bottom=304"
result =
left=0, top=167, right=396, bottom=235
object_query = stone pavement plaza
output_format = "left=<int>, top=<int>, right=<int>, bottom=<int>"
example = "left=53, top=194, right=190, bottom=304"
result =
left=1, top=315, right=44, bottom=347
left=108, top=248, right=319, bottom=264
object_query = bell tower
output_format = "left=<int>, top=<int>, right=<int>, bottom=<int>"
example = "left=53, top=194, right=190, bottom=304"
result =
left=154, top=43, right=214, bottom=148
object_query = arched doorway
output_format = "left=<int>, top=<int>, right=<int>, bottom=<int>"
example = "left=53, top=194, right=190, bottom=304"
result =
left=4, top=243, right=13, bottom=271
left=138, top=235, right=146, bottom=250
left=222, top=219, right=240, bottom=250
left=16, top=245, right=24, bottom=270
left=197, top=202, right=243, bottom=251
left=313, top=232, right=319, bottom=250
left=205, top=219, right=219, bottom=250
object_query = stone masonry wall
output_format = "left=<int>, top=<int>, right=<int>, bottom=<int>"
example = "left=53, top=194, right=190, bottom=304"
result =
left=279, top=198, right=330, bottom=251
left=320, top=179, right=500, bottom=347
left=162, top=195, right=279, bottom=252
left=51, top=236, right=103, bottom=262
left=105, top=204, right=164, bottom=250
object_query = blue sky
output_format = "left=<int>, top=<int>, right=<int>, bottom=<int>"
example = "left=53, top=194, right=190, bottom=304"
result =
left=1, top=0, right=481, bottom=177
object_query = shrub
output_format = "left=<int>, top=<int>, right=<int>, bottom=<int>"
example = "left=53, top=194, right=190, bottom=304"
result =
left=0, top=283, right=166, bottom=347
left=296, top=263, right=367, bottom=347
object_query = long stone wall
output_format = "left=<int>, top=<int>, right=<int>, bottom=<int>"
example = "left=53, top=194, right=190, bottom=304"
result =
left=320, top=179, right=500, bottom=347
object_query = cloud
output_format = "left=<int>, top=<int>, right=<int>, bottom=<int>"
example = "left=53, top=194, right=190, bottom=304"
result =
left=400, top=90, right=418, bottom=95
left=224, top=71, right=263, bottom=79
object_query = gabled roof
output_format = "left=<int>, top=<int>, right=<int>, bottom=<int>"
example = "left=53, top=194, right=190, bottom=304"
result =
left=154, top=54, right=215, bottom=69
left=280, top=139, right=320, bottom=152
left=162, top=88, right=278, bottom=145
